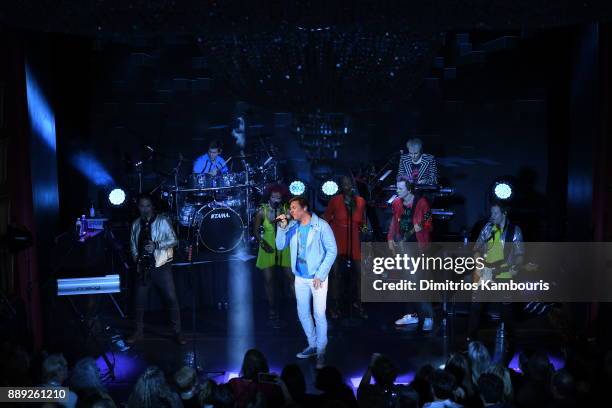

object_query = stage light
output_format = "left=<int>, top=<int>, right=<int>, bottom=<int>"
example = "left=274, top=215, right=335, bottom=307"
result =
left=72, top=152, right=114, bottom=186
left=493, top=182, right=513, bottom=200
left=289, top=180, right=306, bottom=196
left=321, top=180, right=339, bottom=196
left=108, top=188, right=126, bottom=206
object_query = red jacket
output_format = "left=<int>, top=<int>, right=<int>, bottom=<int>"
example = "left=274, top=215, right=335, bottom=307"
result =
left=323, top=194, right=366, bottom=260
left=387, top=196, right=432, bottom=248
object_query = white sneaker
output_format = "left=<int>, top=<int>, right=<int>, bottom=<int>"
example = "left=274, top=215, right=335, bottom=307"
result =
left=422, top=318, right=434, bottom=331
left=395, top=313, right=419, bottom=326
left=296, top=346, right=317, bottom=359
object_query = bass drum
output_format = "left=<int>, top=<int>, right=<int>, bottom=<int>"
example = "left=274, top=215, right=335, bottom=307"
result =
left=197, top=205, right=245, bottom=253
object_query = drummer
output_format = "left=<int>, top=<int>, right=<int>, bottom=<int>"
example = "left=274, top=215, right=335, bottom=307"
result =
left=193, top=140, right=229, bottom=176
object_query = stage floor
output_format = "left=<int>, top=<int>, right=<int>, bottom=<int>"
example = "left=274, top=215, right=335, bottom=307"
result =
left=79, top=300, right=566, bottom=402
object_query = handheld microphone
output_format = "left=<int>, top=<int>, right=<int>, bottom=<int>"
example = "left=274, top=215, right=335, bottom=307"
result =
left=272, top=215, right=291, bottom=224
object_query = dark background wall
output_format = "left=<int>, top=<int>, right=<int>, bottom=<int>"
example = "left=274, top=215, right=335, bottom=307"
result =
left=68, top=30, right=562, bottom=240
left=12, top=24, right=603, bottom=246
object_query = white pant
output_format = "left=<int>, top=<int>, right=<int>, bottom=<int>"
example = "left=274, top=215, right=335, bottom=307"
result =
left=294, top=275, right=328, bottom=352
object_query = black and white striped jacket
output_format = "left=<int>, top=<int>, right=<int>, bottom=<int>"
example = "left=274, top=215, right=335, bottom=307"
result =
left=397, top=153, right=439, bottom=185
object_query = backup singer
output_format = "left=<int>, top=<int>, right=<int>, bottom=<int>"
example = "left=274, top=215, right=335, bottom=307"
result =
left=276, top=197, right=337, bottom=369
left=388, top=177, right=434, bottom=331
left=193, top=140, right=229, bottom=175
left=127, top=194, right=185, bottom=345
left=468, top=201, right=524, bottom=346
left=253, top=184, right=293, bottom=324
left=397, top=137, right=438, bottom=185
left=323, top=176, right=368, bottom=319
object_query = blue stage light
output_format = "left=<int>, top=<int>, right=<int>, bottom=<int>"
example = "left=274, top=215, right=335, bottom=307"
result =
left=25, top=65, right=56, bottom=151
left=321, top=180, right=339, bottom=196
left=72, top=152, right=114, bottom=186
left=109, top=188, right=126, bottom=206
left=289, top=180, right=306, bottom=196
left=494, top=182, right=513, bottom=200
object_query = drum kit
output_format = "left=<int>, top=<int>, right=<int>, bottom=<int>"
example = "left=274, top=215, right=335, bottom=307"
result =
left=158, top=156, right=279, bottom=254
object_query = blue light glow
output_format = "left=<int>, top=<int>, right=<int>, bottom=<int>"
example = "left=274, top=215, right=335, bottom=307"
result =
left=227, top=245, right=255, bottom=369
left=289, top=180, right=306, bottom=196
left=494, top=182, right=513, bottom=200
left=25, top=65, right=56, bottom=151
left=321, top=180, right=339, bottom=196
left=72, top=152, right=114, bottom=186
left=109, top=188, right=126, bottom=206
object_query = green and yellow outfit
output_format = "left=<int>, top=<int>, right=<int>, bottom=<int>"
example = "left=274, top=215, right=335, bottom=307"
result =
left=256, top=203, right=291, bottom=269
left=485, top=224, right=511, bottom=279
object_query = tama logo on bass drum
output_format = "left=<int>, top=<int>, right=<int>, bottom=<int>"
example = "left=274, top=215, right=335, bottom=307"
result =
left=210, top=212, right=231, bottom=219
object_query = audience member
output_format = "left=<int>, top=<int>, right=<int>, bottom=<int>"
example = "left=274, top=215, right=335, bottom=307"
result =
left=486, top=364, right=513, bottom=404
left=69, top=357, right=115, bottom=408
left=229, top=349, right=284, bottom=407
left=315, top=366, right=358, bottom=408
left=467, top=342, right=491, bottom=385
left=547, top=369, right=577, bottom=408
left=444, top=352, right=479, bottom=406
left=40, top=353, right=78, bottom=408
left=127, top=365, right=182, bottom=408
left=478, top=373, right=505, bottom=408
left=410, top=364, right=435, bottom=406
left=281, top=363, right=317, bottom=407
left=514, top=351, right=553, bottom=408
left=424, top=369, right=462, bottom=408
left=174, top=366, right=201, bottom=408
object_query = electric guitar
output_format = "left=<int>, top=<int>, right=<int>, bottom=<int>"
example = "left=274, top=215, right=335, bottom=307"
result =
left=472, top=260, right=538, bottom=283
left=404, top=211, right=432, bottom=241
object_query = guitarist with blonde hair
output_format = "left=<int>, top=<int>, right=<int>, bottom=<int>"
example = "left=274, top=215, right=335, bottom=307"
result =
left=388, top=177, right=434, bottom=331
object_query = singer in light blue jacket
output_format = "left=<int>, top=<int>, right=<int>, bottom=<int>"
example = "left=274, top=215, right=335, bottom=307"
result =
left=275, top=196, right=337, bottom=366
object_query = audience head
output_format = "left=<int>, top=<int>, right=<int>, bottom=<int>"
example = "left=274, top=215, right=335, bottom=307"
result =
left=42, top=354, right=69, bottom=385
left=128, top=365, right=174, bottom=408
left=371, top=354, right=398, bottom=390
left=431, top=369, right=456, bottom=400
left=410, top=364, right=435, bottom=404
left=197, top=379, right=216, bottom=407
left=70, top=357, right=104, bottom=392
left=281, top=364, right=306, bottom=401
left=486, top=364, right=513, bottom=401
left=240, top=349, right=269, bottom=382
left=430, top=369, right=456, bottom=401
left=315, top=366, right=344, bottom=393
left=468, top=341, right=491, bottom=383
left=174, top=366, right=198, bottom=398
left=551, top=369, right=576, bottom=401
left=397, top=387, right=420, bottom=408
left=444, top=353, right=470, bottom=386
left=478, top=372, right=504, bottom=405
left=526, top=350, right=553, bottom=384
